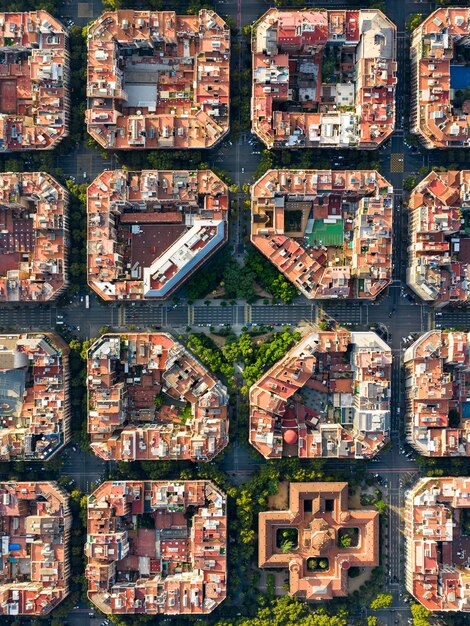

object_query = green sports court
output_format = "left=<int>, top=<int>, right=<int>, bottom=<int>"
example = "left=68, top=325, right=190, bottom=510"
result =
left=306, top=219, right=344, bottom=248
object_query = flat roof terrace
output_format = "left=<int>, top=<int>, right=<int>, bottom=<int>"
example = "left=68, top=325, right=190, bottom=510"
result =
left=85, top=480, right=227, bottom=615
left=406, top=170, right=470, bottom=305
left=87, top=169, right=228, bottom=301
left=410, top=8, right=470, bottom=149
left=0, top=172, right=69, bottom=303
left=0, top=332, right=71, bottom=462
left=250, top=330, right=392, bottom=460
left=251, top=169, right=393, bottom=300
left=405, top=477, right=470, bottom=612
left=251, top=9, right=397, bottom=149
left=0, top=481, right=71, bottom=616
left=0, top=11, right=70, bottom=152
left=87, top=332, right=229, bottom=462
left=86, top=10, right=230, bottom=150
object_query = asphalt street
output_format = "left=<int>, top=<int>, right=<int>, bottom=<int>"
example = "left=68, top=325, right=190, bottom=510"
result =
left=62, top=446, right=106, bottom=492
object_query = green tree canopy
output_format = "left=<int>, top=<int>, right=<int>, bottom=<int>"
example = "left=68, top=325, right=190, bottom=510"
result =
left=370, top=593, right=393, bottom=610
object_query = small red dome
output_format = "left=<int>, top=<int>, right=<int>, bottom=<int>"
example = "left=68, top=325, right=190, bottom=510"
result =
left=341, top=561, right=350, bottom=570
left=283, top=429, right=298, bottom=444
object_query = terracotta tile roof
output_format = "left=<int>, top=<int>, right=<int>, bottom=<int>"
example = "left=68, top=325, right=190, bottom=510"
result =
left=259, top=482, right=379, bottom=600
left=249, top=329, right=391, bottom=459
left=251, top=169, right=393, bottom=299
left=0, top=481, right=71, bottom=615
left=404, top=330, right=470, bottom=456
left=87, top=332, right=228, bottom=462
left=410, top=9, right=470, bottom=148
left=407, top=170, right=470, bottom=305
left=0, top=172, right=69, bottom=302
left=0, top=12, right=69, bottom=151
left=87, top=169, right=228, bottom=301
left=85, top=480, right=226, bottom=615
left=251, top=9, right=396, bottom=149
left=405, top=477, right=470, bottom=612
left=0, top=332, right=70, bottom=461
left=86, top=10, right=229, bottom=150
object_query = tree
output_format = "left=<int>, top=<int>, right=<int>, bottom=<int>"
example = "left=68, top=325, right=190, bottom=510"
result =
left=318, top=559, right=328, bottom=569
left=280, top=539, right=295, bottom=553
left=410, top=603, right=431, bottom=625
left=367, top=618, right=379, bottom=626
left=375, top=499, right=387, bottom=514
left=404, top=176, right=417, bottom=191
left=222, top=596, right=348, bottom=626
left=339, top=533, right=351, bottom=548
left=153, top=393, right=164, bottom=410
left=406, top=13, right=424, bottom=31
left=245, top=248, right=296, bottom=303
left=370, top=593, right=393, bottom=610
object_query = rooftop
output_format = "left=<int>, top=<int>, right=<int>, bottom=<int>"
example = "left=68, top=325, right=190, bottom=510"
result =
left=405, top=477, right=470, bottom=612
left=87, top=169, right=228, bottom=301
left=86, top=10, right=230, bottom=150
left=406, top=170, right=470, bottom=305
left=0, top=11, right=69, bottom=151
left=87, top=332, right=229, bottom=462
left=0, top=481, right=71, bottom=616
left=0, top=172, right=69, bottom=302
left=251, top=9, right=397, bottom=149
left=404, top=330, right=470, bottom=457
left=410, top=8, right=470, bottom=149
left=249, top=329, right=391, bottom=459
left=259, top=482, right=379, bottom=600
left=251, top=169, right=393, bottom=299
left=85, top=480, right=226, bottom=615
left=0, top=333, right=70, bottom=461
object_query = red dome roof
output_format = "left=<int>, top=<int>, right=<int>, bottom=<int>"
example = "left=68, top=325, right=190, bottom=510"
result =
left=341, top=561, right=350, bottom=570
left=283, top=429, right=298, bottom=444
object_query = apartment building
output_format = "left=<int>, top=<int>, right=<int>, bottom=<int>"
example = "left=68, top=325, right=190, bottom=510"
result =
left=404, top=330, right=470, bottom=457
left=86, top=10, right=230, bottom=150
left=251, top=169, right=393, bottom=299
left=87, top=169, right=228, bottom=301
left=407, top=170, right=470, bottom=305
left=250, top=330, right=391, bottom=459
left=0, top=172, right=69, bottom=302
left=0, top=482, right=71, bottom=616
left=85, top=480, right=226, bottom=615
left=410, top=8, right=470, bottom=148
left=259, top=482, right=378, bottom=600
left=251, top=9, right=397, bottom=149
left=87, top=333, right=228, bottom=462
left=405, top=477, right=470, bottom=611
left=0, top=333, right=70, bottom=461
left=0, top=12, right=69, bottom=151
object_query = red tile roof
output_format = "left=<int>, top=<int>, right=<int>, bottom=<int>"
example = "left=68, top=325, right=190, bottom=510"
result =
left=410, top=9, right=470, bottom=148
left=407, top=171, right=470, bottom=305
left=405, top=477, right=470, bottom=612
left=252, top=9, right=396, bottom=149
left=0, top=333, right=70, bottom=461
left=0, top=481, right=71, bottom=615
left=250, top=329, right=391, bottom=459
left=0, top=12, right=69, bottom=151
left=85, top=481, right=227, bottom=615
left=251, top=169, right=393, bottom=300
left=404, top=330, right=470, bottom=456
left=87, top=333, right=228, bottom=462
left=86, top=10, right=229, bottom=150
left=87, top=170, right=228, bottom=301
